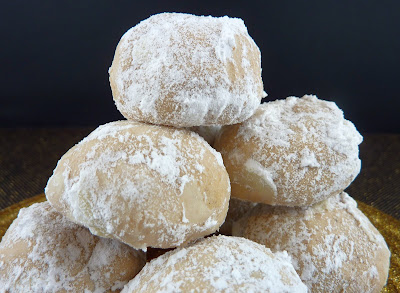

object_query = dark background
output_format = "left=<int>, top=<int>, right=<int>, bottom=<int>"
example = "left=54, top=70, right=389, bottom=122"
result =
left=1, top=1, right=399, bottom=133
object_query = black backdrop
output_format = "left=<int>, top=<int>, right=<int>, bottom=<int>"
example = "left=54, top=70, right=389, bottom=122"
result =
left=1, top=1, right=399, bottom=133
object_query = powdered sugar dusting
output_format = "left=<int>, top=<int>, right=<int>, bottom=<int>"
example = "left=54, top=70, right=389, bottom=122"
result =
left=0, top=202, right=145, bottom=292
left=245, top=158, right=277, bottom=196
left=45, top=121, right=230, bottom=250
left=76, top=121, right=224, bottom=189
left=121, top=235, right=307, bottom=293
left=239, top=95, right=362, bottom=156
left=218, top=95, right=363, bottom=205
left=299, top=147, right=321, bottom=168
left=233, top=192, right=390, bottom=292
left=109, top=12, right=263, bottom=127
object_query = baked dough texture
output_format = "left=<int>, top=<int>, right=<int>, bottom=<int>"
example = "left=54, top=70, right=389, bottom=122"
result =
left=214, top=95, right=363, bottom=206
left=45, top=121, right=230, bottom=250
left=0, top=202, right=145, bottom=293
left=121, top=235, right=308, bottom=293
left=233, top=192, right=390, bottom=292
left=109, top=12, right=264, bottom=127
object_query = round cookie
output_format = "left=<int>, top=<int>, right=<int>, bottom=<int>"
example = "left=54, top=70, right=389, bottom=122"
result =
left=214, top=95, right=363, bottom=206
left=219, top=197, right=257, bottom=235
left=232, top=192, right=390, bottom=292
left=121, top=235, right=308, bottom=293
left=109, top=12, right=264, bottom=127
left=0, top=202, right=145, bottom=292
left=45, top=121, right=230, bottom=250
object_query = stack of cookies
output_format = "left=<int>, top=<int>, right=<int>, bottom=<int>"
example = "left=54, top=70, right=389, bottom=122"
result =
left=214, top=96, right=390, bottom=291
left=0, top=12, right=390, bottom=292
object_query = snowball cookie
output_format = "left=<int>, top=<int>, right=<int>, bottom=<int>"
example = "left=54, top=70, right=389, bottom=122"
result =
left=121, top=235, right=307, bottom=293
left=109, top=12, right=264, bottom=127
left=0, top=202, right=145, bottom=292
left=219, top=197, right=257, bottom=235
left=214, top=95, right=363, bottom=206
left=233, top=192, right=390, bottom=292
left=45, top=121, right=230, bottom=250
left=189, top=125, right=222, bottom=146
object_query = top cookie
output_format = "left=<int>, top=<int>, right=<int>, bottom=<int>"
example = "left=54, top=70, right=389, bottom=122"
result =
left=109, top=13, right=264, bottom=127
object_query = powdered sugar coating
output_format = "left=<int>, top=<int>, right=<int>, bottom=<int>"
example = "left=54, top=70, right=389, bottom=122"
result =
left=214, top=95, right=363, bottom=206
left=45, top=121, right=230, bottom=250
left=0, top=202, right=145, bottom=293
left=109, top=12, right=264, bottom=127
left=121, top=235, right=307, bottom=293
left=233, top=192, right=390, bottom=292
